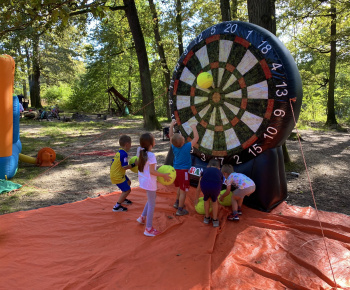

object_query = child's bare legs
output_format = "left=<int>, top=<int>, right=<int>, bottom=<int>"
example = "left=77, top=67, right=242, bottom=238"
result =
left=237, top=196, right=244, bottom=212
left=211, top=200, right=218, bottom=220
left=117, top=189, right=131, bottom=204
left=176, top=189, right=189, bottom=215
left=226, top=195, right=241, bottom=220
left=178, top=189, right=186, bottom=208
left=117, top=179, right=132, bottom=204
left=173, top=187, right=180, bottom=208
left=204, top=199, right=211, bottom=218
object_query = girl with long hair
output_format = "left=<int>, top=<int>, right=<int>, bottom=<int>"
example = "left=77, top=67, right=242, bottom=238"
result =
left=136, top=133, right=171, bottom=237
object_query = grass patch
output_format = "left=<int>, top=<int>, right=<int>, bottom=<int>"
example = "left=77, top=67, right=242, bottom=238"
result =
left=284, top=161, right=304, bottom=173
left=0, top=194, right=20, bottom=214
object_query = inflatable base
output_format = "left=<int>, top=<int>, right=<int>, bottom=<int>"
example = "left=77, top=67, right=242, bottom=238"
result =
left=165, top=146, right=287, bottom=212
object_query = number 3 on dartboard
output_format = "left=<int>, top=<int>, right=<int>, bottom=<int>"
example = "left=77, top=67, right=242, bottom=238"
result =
left=200, top=153, right=206, bottom=162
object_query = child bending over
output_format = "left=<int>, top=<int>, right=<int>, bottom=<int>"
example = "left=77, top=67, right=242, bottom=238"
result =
left=195, top=159, right=223, bottom=228
left=220, top=164, right=256, bottom=221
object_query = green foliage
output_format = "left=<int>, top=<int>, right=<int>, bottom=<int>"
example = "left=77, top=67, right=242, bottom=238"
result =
left=278, top=0, right=350, bottom=126
left=1, top=0, right=349, bottom=124
left=42, top=83, right=73, bottom=106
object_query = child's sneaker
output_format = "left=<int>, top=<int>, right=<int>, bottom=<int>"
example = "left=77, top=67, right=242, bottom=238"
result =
left=136, top=216, right=146, bottom=224
left=112, top=205, right=128, bottom=212
left=123, top=199, right=133, bottom=205
left=212, top=219, right=220, bottom=227
left=237, top=207, right=242, bottom=215
left=227, top=213, right=239, bottom=221
left=173, top=201, right=179, bottom=209
left=144, top=227, right=161, bottom=237
left=176, top=208, right=189, bottom=216
left=203, top=216, right=211, bottom=224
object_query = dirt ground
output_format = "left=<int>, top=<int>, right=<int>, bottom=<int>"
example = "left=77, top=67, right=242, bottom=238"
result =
left=5, top=116, right=350, bottom=216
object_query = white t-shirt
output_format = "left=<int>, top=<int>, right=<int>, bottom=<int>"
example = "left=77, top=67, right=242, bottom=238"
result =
left=137, top=147, right=157, bottom=191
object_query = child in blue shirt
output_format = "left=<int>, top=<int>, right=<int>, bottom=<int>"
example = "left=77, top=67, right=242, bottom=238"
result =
left=169, top=120, right=199, bottom=216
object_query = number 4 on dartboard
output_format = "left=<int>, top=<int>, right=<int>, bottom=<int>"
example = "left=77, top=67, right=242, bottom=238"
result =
left=271, top=63, right=282, bottom=71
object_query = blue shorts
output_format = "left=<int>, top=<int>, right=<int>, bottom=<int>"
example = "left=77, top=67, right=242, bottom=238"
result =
left=200, top=180, right=222, bottom=202
left=116, top=176, right=130, bottom=192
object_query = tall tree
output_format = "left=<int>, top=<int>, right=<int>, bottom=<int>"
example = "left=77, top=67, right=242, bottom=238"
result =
left=121, top=0, right=160, bottom=129
left=278, top=0, right=350, bottom=127
left=247, top=0, right=276, bottom=34
left=247, top=0, right=292, bottom=163
left=220, top=0, right=231, bottom=21
left=30, top=32, right=42, bottom=108
left=175, top=0, right=184, bottom=57
left=148, top=0, right=171, bottom=119
left=325, top=0, right=337, bottom=126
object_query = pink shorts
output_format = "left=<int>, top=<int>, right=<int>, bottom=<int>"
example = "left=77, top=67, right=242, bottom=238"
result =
left=174, top=169, right=190, bottom=191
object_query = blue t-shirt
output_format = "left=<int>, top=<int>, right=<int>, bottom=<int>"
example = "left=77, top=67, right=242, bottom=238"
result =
left=172, top=142, right=192, bottom=170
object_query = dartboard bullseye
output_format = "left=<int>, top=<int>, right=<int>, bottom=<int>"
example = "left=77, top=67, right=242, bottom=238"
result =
left=169, top=21, right=303, bottom=165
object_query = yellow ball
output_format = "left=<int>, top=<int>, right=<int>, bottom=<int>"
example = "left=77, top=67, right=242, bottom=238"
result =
left=218, top=189, right=232, bottom=206
left=197, top=72, right=213, bottom=89
left=157, top=165, right=176, bottom=185
left=129, top=156, right=138, bottom=173
left=195, top=197, right=212, bottom=215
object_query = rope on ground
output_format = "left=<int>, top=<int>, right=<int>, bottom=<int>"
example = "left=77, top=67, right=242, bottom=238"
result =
left=289, top=99, right=338, bottom=289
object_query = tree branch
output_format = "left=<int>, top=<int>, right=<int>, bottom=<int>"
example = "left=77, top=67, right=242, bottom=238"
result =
left=108, top=5, right=127, bottom=11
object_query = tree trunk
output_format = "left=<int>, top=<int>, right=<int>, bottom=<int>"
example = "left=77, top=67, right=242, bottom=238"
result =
left=220, top=0, right=231, bottom=21
left=231, top=0, right=238, bottom=20
left=25, top=44, right=32, bottom=106
left=325, top=1, right=338, bottom=126
left=175, top=0, right=184, bottom=57
left=30, top=34, right=42, bottom=108
left=123, top=0, right=160, bottom=130
left=128, top=64, right=132, bottom=102
left=148, top=0, right=171, bottom=120
left=247, top=0, right=276, bottom=34
left=247, top=0, right=291, bottom=163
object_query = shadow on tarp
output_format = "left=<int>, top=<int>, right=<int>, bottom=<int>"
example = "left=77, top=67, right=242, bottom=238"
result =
left=0, top=185, right=349, bottom=289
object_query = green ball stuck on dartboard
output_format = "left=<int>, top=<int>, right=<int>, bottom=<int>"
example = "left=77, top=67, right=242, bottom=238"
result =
left=197, top=72, right=213, bottom=89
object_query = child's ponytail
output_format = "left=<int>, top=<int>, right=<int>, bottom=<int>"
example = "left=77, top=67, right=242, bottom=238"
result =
left=138, top=149, right=148, bottom=172
left=138, top=133, right=154, bottom=172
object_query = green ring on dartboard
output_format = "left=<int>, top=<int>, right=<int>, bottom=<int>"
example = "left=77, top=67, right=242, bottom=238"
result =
left=169, top=21, right=303, bottom=165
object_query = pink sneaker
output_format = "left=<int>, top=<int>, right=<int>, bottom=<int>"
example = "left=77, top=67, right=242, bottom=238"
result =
left=136, top=216, right=146, bottom=225
left=144, top=227, right=161, bottom=237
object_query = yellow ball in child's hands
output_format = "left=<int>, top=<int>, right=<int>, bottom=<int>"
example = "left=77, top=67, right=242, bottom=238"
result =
left=195, top=197, right=212, bottom=215
left=197, top=72, right=213, bottom=89
left=218, top=189, right=232, bottom=206
left=157, top=165, right=176, bottom=185
left=129, top=156, right=138, bottom=173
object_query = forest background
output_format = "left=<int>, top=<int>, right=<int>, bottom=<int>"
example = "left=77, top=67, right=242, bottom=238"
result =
left=0, top=0, right=349, bottom=130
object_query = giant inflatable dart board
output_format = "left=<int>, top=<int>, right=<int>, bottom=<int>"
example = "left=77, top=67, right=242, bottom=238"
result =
left=169, top=21, right=302, bottom=167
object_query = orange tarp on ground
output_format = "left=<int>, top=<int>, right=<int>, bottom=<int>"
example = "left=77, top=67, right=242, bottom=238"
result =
left=0, top=186, right=349, bottom=289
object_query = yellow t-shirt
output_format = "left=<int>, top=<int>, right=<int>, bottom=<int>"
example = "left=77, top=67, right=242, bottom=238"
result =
left=110, top=149, right=128, bottom=184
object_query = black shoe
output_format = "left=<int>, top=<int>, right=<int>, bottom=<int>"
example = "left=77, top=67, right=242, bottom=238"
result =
left=122, top=199, right=132, bottom=205
left=112, top=205, right=128, bottom=212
